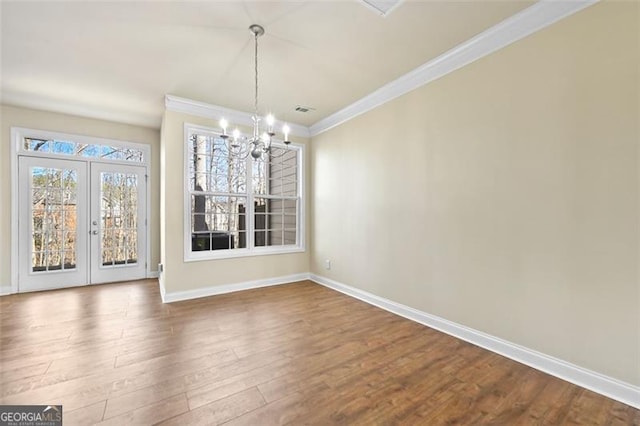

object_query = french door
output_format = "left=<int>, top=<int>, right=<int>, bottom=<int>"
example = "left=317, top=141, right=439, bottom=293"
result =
left=90, top=162, right=147, bottom=284
left=18, top=156, right=147, bottom=292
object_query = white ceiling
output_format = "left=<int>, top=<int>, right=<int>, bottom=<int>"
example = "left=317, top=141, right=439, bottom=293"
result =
left=1, top=1, right=533, bottom=129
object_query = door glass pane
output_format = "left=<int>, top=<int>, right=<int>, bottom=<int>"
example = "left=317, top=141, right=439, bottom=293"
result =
left=30, top=167, right=77, bottom=272
left=100, top=172, right=138, bottom=266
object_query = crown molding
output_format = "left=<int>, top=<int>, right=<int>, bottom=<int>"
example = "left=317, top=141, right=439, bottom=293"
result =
left=360, top=0, right=405, bottom=17
left=309, top=0, right=598, bottom=137
left=165, top=95, right=311, bottom=139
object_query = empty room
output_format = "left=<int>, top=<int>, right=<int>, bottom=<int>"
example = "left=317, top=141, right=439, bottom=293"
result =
left=0, top=0, right=638, bottom=424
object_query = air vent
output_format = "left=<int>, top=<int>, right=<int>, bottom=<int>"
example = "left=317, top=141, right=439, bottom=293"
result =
left=295, top=106, right=315, bottom=113
left=360, top=0, right=404, bottom=17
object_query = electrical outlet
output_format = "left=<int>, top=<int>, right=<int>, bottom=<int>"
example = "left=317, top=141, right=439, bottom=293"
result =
left=325, top=259, right=331, bottom=270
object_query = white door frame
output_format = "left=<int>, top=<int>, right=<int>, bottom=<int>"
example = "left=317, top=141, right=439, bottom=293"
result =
left=10, top=127, right=151, bottom=294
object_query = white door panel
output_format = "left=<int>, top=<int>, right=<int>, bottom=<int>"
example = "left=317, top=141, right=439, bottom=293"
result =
left=90, top=163, right=147, bottom=284
left=18, top=157, right=88, bottom=291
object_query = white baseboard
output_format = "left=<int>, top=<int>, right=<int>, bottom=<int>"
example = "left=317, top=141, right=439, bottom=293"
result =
left=161, top=273, right=310, bottom=304
left=309, top=273, right=640, bottom=410
left=147, top=270, right=159, bottom=279
left=158, top=272, right=167, bottom=303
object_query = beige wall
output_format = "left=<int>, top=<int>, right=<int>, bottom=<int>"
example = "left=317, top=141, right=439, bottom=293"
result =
left=0, top=104, right=161, bottom=287
left=311, top=1, right=639, bottom=386
left=160, top=110, right=310, bottom=293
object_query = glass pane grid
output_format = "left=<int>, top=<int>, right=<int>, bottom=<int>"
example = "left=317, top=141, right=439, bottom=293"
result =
left=191, top=194, right=247, bottom=251
left=251, top=149, right=299, bottom=197
left=190, top=134, right=247, bottom=194
left=253, top=197, right=297, bottom=247
left=30, top=166, right=77, bottom=272
left=100, top=172, right=138, bottom=267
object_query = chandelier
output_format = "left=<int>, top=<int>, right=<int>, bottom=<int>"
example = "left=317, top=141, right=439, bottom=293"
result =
left=219, top=24, right=291, bottom=160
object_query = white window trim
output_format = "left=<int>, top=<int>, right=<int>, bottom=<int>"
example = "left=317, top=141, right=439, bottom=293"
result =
left=183, top=122, right=305, bottom=262
left=10, top=127, right=153, bottom=294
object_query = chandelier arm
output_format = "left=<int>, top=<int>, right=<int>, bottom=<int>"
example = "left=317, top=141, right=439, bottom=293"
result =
left=265, top=146, right=294, bottom=160
left=226, top=136, right=253, bottom=160
left=228, top=148, right=251, bottom=161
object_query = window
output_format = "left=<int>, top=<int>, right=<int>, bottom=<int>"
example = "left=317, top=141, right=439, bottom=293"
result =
left=185, top=124, right=304, bottom=260
left=23, top=137, right=144, bottom=162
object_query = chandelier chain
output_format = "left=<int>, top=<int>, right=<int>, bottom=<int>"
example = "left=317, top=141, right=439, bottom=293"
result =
left=254, top=31, right=259, bottom=120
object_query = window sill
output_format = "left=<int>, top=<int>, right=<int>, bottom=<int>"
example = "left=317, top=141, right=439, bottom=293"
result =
left=184, top=245, right=306, bottom=262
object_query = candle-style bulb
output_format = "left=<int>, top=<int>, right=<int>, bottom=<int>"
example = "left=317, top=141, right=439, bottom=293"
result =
left=232, top=128, right=240, bottom=140
left=219, top=118, right=228, bottom=135
left=266, top=114, right=275, bottom=133
left=282, top=124, right=290, bottom=142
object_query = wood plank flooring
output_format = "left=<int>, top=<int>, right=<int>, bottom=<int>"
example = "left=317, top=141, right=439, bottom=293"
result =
left=0, top=279, right=637, bottom=425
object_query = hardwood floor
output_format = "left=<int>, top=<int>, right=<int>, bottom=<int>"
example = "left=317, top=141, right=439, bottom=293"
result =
left=0, top=280, right=637, bottom=425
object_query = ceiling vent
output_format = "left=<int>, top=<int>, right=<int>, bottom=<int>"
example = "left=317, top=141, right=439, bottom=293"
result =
left=295, top=105, right=315, bottom=113
left=360, top=0, right=404, bottom=17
